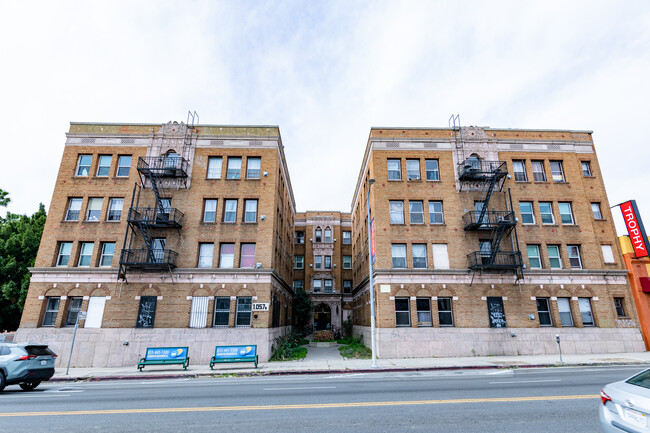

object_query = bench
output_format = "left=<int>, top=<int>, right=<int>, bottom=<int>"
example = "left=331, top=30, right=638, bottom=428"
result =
left=137, top=347, right=190, bottom=371
left=210, top=345, right=258, bottom=369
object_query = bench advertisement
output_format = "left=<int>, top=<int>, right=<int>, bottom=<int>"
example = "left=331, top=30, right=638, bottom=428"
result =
left=214, top=346, right=256, bottom=360
left=145, top=347, right=187, bottom=361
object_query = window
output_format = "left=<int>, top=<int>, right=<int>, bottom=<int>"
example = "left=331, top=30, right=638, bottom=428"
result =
left=432, top=244, right=450, bottom=269
left=226, top=157, right=242, bottom=179
left=480, top=240, right=492, bottom=264
left=240, top=244, right=256, bottom=268
left=531, top=161, right=546, bottom=182
left=581, top=161, right=592, bottom=177
left=136, top=296, right=157, bottom=328
left=474, top=201, right=488, bottom=224
left=294, top=255, right=304, bottom=269
left=96, top=155, right=112, bottom=177
left=235, top=297, right=253, bottom=328
left=416, top=298, right=432, bottom=327
left=85, top=296, right=106, bottom=328
left=295, top=231, right=305, bottom=244
left=42, top=297, right=60, bottom=326
left=244, top=199, right=258, bottom=223
left=189, top=296, right=210, bottom=328
left=314, top=256, right=322, bottom=269
left=207, top=156, right=222, bottom=179
left=117, top=155, right=131, bottom=177
left=342, top=231, right=351, bottom=244
left=579, top=298, right=594, bottom=326
left=547, top=245, right=562, bottom=269
left=152, top=238, right=165, bottom=263
left=519, top=202, right=535, bottom=224
left=539, top=202, right=554, bottom=224
left=487, top=297, right=507, bottom=328
left=198, top=243, right=214, bottom=268
left=77, top=242, right=94, bottom=266
left=409, top=201, right=424, bottom=224
left=395, top=298, right=410, bottom=326
left=99, top=242, right=115, bottom=267
left=213, top=297, right=230, bottom=328
left=389, top=201, right=404, bottom=224
left=406, top=159, right=420, bottom=180
left=567, top=245, right=582, bottom=269
left=324, top=279, right=333, bottom=293
left=412, top=244, right=427, bottom=269
left=425, top=159, right=439, bottom=181
left=293, top=280, right=304, bottom=291
left=387, top=159, right=401, bottom=180
left=107, top=198, right=123, bottom=221
left=86, top=198, right=103, bottom=221
left=65, top=198, right=82, bottom=221
left=557, top=298, right=573, bottom=326
left=392, top=244, right=407, bottom=268
left=343, top=255, right=352, bottom=269
left=601, top=245, right=615, bottom=264
left=65, top=297, right=83, bottom=326
left=315, top=229, right=322, bottom=242
left=246, top=157, right=261, bottom=179
left=438, top=297, right=454, bottom=326
left=536, top=298, right=552, bottom=326
left=614, top=298, right=626, bottom=317
left=56, top=242, right=72, bottom=266
left=157, top=198, right=171, bottom=220
left=512, top=160, right=527, bottom=182
left=429, top=201, right=444, bottom=224
left=591, top=203, right=603, bottom=220
left=313, top=279, right=322, bottom=293
left=76, top=155, right=92, bottom=176
left=223, top=199, right=237, bottom=222
left=203, top=199, right=217, bottom=222
left=558, top=202, right=574, bottom=225
left=324, top=255, right=332, bottom=269
left=219, top=243, right=235, bottom=268
left=527, top=245, right=542, bottom=269
left=343, top=280, right=352, bottom=293
left=164, top=152, right=179, bottom=169
left=324, top=228, right=332, bottom=242
left=550, top=161, right=565, bottom=182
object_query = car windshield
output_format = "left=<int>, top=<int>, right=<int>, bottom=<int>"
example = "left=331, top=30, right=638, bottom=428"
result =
left=626, top=370, right=650, bottom=389
left=25, top=346, right=53, bottom=356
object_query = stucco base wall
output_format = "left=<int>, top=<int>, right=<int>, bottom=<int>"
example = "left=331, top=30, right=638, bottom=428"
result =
left=353, top=326, right=646, bottom=358
left=14, top=327, right=290, bottom=368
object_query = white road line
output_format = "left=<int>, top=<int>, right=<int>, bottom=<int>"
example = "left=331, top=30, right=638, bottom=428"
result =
left=486, top=370, right=512, bottom=375
left=263, top=386, right=337, bottom=391
left=490, top=379, right=562, bottom=384
left=0, top=394, right=70, bottom=399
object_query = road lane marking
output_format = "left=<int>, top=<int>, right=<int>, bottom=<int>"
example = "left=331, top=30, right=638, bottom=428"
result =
left=490, top=379, right=562, bottom=384
left=0, top=394, right=599, bottom=417
left=0, top=394, right=69, bottom=399
left=263, top=386, right=336, bottom=391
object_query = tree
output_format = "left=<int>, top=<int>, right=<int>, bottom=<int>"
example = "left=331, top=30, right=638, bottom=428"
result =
left=0, top=190, right=46, bottom=332
left=292, top=288, right=313, bottom=334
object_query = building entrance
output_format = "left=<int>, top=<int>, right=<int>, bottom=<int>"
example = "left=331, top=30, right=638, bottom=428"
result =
left=314, top=303, right=331, bottom=331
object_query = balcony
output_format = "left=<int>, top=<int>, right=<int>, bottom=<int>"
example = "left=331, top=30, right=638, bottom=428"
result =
left=127, top=207, right=183, bottom=229
left=120, top=248, right=178, bottom=269
left=467, top=251, right=522, bottom=271
left=463, top=211, right=516, bottom=230
left=137, top=156, right=189, bottom=178
left=458, top=159, right=507, bottom=181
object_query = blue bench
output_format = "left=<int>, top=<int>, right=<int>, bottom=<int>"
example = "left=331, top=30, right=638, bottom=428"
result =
left=210, top=345, right=258, bottom=369
left=137, top=347, right=190, bottom=371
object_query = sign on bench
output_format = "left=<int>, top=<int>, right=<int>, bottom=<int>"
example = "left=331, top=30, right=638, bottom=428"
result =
left=137, top=347, right=190, bottom=371
left=210, top=345, right=258, bottom=369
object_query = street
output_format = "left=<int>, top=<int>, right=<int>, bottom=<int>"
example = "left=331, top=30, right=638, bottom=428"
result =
left=0, top=365, right=643, bottom=432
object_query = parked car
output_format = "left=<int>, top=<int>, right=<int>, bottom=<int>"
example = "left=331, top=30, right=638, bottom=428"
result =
left=0, top=343, right=57, bottom=391
left=600, top=368, right=650, bottom=432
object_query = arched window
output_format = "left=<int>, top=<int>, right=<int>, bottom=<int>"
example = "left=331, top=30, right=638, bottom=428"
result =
left=315, top=227, right=322, bottom=242
left=324, top=227, right=332, bottom=242
left=164, top=151, right=179, bottom=169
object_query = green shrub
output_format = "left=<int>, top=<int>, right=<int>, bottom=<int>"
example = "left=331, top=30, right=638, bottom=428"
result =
left=270, top=329, right=309, bottom=361
left=338, top=336, right=371, bottom=359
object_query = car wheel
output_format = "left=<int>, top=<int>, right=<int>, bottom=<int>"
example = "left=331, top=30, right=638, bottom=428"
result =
left=19, top=381, right=41, bottom=391
left=0, top=372, right=5, bottom=392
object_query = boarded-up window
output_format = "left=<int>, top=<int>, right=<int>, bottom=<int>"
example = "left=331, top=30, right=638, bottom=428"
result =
left=85, top=297, right=106, bottom=328
left=136, top=296, right=157, bottom=328
left=432, top=244, right=450, bottom=269
left=487, top=297, right=507, bottom=328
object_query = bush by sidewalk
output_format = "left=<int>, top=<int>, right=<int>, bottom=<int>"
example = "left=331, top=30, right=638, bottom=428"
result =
left=270, top=329, right=308, bottom=361
left=338, top=336, right=371, bottom=359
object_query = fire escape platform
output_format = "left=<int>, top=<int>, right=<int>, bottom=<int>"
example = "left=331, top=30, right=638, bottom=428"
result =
left=127, top=207, right=184, bottom=229
left=137, top=156, right=189, bottom=178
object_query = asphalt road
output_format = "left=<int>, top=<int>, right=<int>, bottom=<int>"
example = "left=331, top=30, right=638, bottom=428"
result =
left=0, top=365, right=644, bottom=432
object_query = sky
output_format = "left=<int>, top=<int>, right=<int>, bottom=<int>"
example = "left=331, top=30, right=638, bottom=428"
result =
left=1, top=0, right=649, bottom=235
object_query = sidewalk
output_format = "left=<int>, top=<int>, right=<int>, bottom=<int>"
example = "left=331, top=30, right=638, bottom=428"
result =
left=51, top=349, right=650, bottom=382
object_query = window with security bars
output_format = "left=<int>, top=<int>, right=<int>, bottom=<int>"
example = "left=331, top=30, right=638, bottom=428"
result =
left=65, top=198, right=82, bottom=221
left=438, top=298, right=453, bottom=326
left=531, top=161, right=546, bottom=182
left=246, top=157, right=261, bottom=179
left=512, top=160, right=527, bottom=182
left=416, top=298, right=432, bottom=327
left=387, top=159, right=401, bottom=180
left=236, top=297, right=252, bottom=327
left=213, top=297, right=230, bottom=328
left=65, top=297, right=83, bottom=326
left=614, top=298, right=626, bottom=318
left=42, top=297, right=60, bottom=327
left=107, top=198, right=123, bottom=221
left=536, top=298, right=552, bottom=326
left=395, top=298, right=410, bottom=327
left=189, top=297, right=210, bottom=328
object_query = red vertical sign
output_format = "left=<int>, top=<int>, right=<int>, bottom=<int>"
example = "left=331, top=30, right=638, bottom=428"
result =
left=370, top=217, right=376, bottom=264
left=621, top=200, right=650, bottom=258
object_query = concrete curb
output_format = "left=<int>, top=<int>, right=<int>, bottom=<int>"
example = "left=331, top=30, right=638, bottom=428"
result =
left=50, top=361, right=650, bottom=383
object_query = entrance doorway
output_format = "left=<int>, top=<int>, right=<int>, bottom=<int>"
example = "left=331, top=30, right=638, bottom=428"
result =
left=314, top=303, right=331, bottom=331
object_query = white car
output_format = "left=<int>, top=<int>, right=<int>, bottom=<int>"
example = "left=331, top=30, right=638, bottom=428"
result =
left=600, top=368, right=650, bottom=432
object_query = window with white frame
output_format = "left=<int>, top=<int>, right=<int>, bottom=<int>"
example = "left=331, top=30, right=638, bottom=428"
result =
left=536, top=298, right=552, bottom=326
left=527, top=245, right=542, bottom=269
left=86, top=198, right=103, bottom=221
left=213, top=297, right=230, bottom=327
left=65, top=297, right=83, bottom=326
left=343, top=255, right=352, bottom=269
left=157, top=198, right=171, bottom=220
left=314, top=255, right=322, bottom=269
left=226, top=157, right=242, bottom=179
left=429, top=201, right=444, bottom=224
left=313, top=279, right=322, bottom=293
left=324, top=228, right=332, bottom=242
left=315, top=228, right=322, bottom=242
left=389, top=201, right=404, bottom=224
left=406, top=159, right=420, bottom=180
left=324, top=279, right=333, bottom=293
left=244, top=199, right=258, bottom=223
left=203, top=199, right=217, bottom=222
left=219, top=243, right=235, bottom=268
left=416, top=298, right=432, bottom=327
left=567, top=245, right=582, bottom=268
left=240, top=243, right=256, bottom=268
left=432, top=244, right=450, bottom=269
left=409, top=201, right=424, bottom=224
left=99, top=242, right=115, bottom=267
left=425, top=159, right=439, bottom=181
left=395, top=298, right=410, bottom=326
left=550, top=161, right=565, bottom=182
left=293, top=280, right=304, bottom=291
left=294, top=255, right=304, bottom=269
left=189, top=296, right=210, bottom=328
left=531, top=160, right=546, bottom=182
left=547, top=245, right=562, bottom=269
left=392, top=244, right=407, bottom=268
left=117, top=155, right=131, bottom=177
left=77, top=242, right=94, bottom=266
left=558, top=202, right=575, bottom=225
left=387, top=159, right=401, bottom=180
left=96, top=155, right=112, bottom=177
left=581, top=161, right=592, bottom=176
left=42, top=297, right=60, bottom=327
left=76, top=155, right=92, bottom=176
left=198, top=243, right=214, bottom=268
left=207, top=156, right=222, bottom=179
left=579, top=298, right=594, bottom=326
left=591, top=203, right=603, bottom=220
left=65, top=198, right=82, bottom=221
left=56, top=242, right=72, bottom=266
left=539, top=202, right=555, bottom=224
left=342, top=231, right=351, bottom=244
left=512, top=160, right=527, bottom=181
left=324, top=255, right=332, bottom=269
left=107, top=198, right=123, bottom=221
left=438, top=297, right=454, bottom=326
left=519, top=202, right=535, bottom=224
left=601, top=245, right=615, bottom=263
left=235, top=297, right=252, bottom=327
left=412, top=244, right=427, bottom=269
left=246, top=157, right=261, bottom=179
left=223, top=199, right=237, bottom=222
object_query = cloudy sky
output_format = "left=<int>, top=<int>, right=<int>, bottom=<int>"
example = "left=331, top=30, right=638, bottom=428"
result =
left=1, top=1, right=648, bottom=235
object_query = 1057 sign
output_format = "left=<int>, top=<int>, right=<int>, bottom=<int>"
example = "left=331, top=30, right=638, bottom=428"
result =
left=252, top=303, right=269, bottom=312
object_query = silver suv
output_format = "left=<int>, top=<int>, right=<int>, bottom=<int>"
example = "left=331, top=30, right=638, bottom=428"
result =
left=0, top=343, right=57, bottom=391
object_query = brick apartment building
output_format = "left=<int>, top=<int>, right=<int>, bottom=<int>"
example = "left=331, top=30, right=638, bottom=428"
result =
left=15, top=121, right=644, bottom=367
